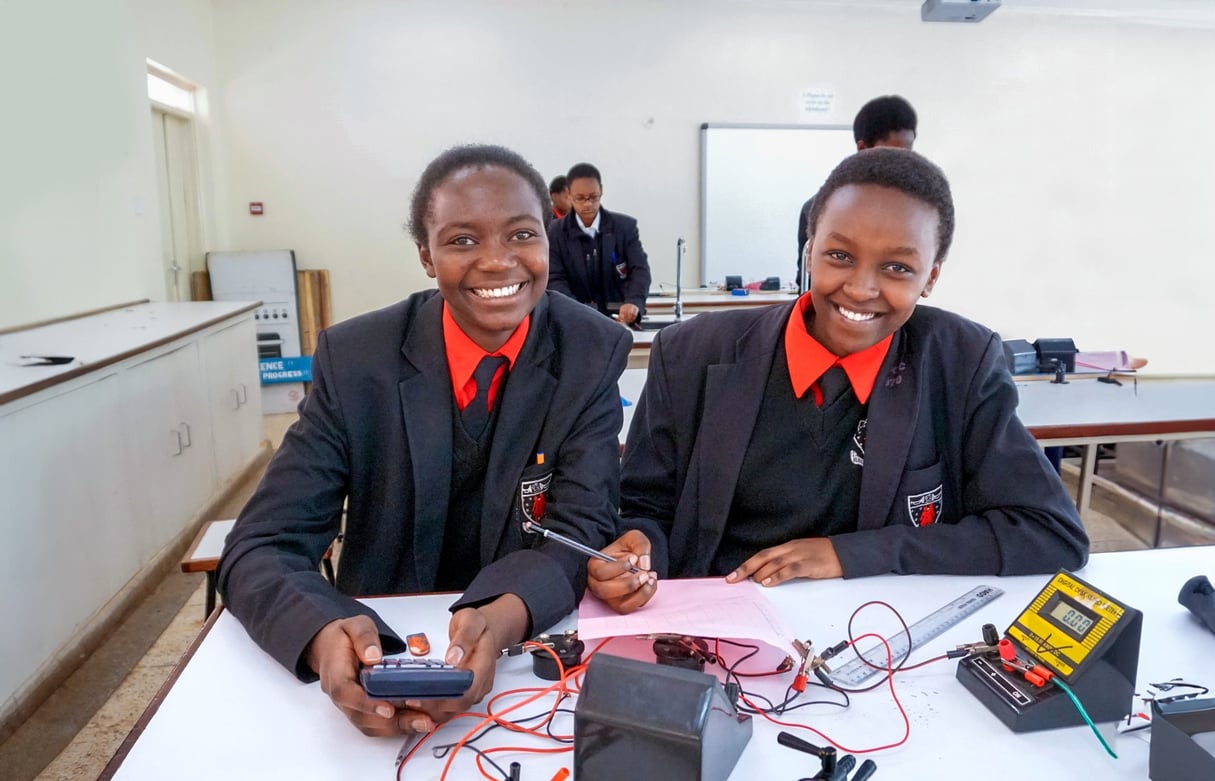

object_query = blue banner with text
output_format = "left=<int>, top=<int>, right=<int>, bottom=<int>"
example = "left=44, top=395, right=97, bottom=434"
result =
left=259, top=356, right=312, bottom=384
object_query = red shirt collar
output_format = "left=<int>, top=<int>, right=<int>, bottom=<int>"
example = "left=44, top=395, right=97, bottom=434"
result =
left=442, top=303, right=530, bottom=410
left=784, top=293, right=892, bottom=405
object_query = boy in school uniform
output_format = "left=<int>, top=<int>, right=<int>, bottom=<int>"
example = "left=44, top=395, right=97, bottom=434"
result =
left=218, top=145, right=631, bottom=733
left=548, top=174, right=571, bottom=227
left=547, top=162, right=652, bottom=326
left=796, top=95, right=918, bottom=292
left=590, top=148, right=1089, bottom=613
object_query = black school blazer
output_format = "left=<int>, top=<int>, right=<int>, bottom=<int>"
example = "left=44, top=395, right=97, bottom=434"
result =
left=620, top=303, right=1089, bottom=580
left=219, top=291, right=630, bottom=679
left=547, top=207, right=652, bottom=317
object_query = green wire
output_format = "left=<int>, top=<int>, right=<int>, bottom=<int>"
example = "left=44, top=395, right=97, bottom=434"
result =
left=1053, top=678, right=1117, bottom=758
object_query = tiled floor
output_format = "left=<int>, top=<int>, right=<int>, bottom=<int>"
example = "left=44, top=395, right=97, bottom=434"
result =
left=0, top=427, right=1154, bottom=781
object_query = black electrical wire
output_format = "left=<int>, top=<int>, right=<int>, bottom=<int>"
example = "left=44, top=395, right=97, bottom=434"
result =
left=431, top=696, right=573, bottom=759
left=831, top=599, right=915, bottom=694
left=544, top=707, right=576, bottom=743
left=703, top=636, right=849, bottom=716
left=430, top=742, right=512, bottom=780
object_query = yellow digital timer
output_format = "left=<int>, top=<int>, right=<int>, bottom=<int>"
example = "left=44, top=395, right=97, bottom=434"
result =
left=956, top=570, right=1142, bottom=732
left=1006, top=571, right=1134, bottom=681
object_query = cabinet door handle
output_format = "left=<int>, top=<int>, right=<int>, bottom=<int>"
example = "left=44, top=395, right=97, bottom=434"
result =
left=171, top=429, right=183, bottom=456
left=230, top=388, right=241, bottom=410
left=238, top=383, right=248, bottom=405
left=179, top=421, right=192, bottom=448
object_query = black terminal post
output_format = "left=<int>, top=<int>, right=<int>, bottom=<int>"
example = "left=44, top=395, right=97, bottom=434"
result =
left=1049, top=358, right=1068, bottom=385
left=830, top=754, right=857, bottom=781
left=950, top=622, right=1003, bottom=659
left=778, top=730, right=836, bottom=779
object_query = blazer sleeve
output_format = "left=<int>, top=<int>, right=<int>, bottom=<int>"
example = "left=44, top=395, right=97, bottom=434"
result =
left=831, top=334, right=1090, bottom=578
left=451, top=326, right=632, bottom=633
left=547, top=223, right=575, bottom=299
left=620, top=217, right=652, bottom=316
left=618, top=330, right=680, bottom=577
left=217, top=332, right=406, bottom=681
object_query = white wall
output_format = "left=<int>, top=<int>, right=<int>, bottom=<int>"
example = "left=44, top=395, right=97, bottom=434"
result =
left=3, top=1, right=1211, bottom=373
left=134, top=0, right=230, bottom=265
left=0, top=0, right=225, bottom=331
left=0, top=1, right=159, bottom=328
left=209, top=0, right=1215, bottom=373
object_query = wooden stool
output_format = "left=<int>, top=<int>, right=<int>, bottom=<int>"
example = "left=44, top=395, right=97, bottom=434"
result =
left=181, top=519, right=336, bottom=618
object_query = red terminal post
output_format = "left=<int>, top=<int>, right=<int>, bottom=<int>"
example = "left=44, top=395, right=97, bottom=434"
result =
left=998, top=638, right=1018, bottom=672
left=1025, top=664, right=1055, bottom=688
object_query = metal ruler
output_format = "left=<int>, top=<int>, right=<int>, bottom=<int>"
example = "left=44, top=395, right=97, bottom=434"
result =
left=830, top=585, right=1004, bottom=687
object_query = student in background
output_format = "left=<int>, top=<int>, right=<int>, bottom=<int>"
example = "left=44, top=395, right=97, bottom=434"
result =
left=547, top=162, right=652, bottom=326
left=590, top=148, right=1089, bottom=613
left=219, top=144, right=630, bottom=734
left=796, top=95, right=918, bottom=291
left=548, top=175, right=571, bottom=227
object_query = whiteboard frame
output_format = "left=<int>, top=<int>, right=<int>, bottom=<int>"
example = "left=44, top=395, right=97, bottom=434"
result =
left=699, top=122, right=853, bottom=287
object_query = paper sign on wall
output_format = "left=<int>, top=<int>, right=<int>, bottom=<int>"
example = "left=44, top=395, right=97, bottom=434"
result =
left=798, top=88, right=835, bottom=122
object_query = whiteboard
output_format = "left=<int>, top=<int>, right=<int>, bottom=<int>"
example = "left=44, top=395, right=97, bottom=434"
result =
left=700, top=123, right=854, bottom=287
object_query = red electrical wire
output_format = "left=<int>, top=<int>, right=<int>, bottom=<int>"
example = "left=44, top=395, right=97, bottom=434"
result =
left=743, top=631, right=911, bottom=754
left=397, top=638, right=613, bottom=781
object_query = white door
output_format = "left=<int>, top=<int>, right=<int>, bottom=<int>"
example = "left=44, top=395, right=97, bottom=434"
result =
left=151, top=109, right=201, bottom=302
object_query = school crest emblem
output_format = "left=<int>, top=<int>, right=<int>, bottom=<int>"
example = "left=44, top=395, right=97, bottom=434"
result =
left=849, top=419, right=867, bottom=466
left=907, top=485, right=943, bottom=527
left=519, top=472, right=553, bottom=524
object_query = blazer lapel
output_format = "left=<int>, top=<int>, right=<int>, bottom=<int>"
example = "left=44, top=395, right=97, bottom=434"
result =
left=480, top=300, right=558, bottom=563
left=399, top=296, right=453, bottom=592
left=598, top=210, right=615, bottom=295
left=684, top=307, right=785, bottom=571
left=857, top=330, right=920, bottom=530
left=562, top=217, right=594, bottom=298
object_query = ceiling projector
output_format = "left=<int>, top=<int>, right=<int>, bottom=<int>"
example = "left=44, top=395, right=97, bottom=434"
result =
left=922, top=0, right=1001, bottom=23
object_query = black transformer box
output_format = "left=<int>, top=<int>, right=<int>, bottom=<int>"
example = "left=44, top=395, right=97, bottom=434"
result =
left=574, top=653, right=752, bottom=781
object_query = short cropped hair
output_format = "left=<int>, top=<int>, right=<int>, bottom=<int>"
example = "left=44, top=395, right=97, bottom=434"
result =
left=806, top=148, right=955, bottom=263
left=853, top=95, right=918, bottom=148
left=549, top=175, right=568, bottom=194
left=566, top=162, right=602, bottom=186
left=408, top=144, right=550, bottom=246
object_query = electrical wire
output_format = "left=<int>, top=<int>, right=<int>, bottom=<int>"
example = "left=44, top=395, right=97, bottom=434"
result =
left=708, top=637, right=846, bottom=716
left=430, top=701, right=574, bottom=760
left=832, top=600, right=914, bottom=693
left=398, top=606, right=961, bottom=778
left=898, top=653, right=949, bottom=671
left=396, top=637, right=613, bottom=781
left=1053, top=678, right=1118, bottom=759
left=744, top=631, right=911, bottom=754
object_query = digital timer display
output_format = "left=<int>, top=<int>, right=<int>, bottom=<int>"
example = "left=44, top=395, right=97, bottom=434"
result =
left=1049, top=601, right=1094, bottom=637
left=1041, top=592, right=1101, bottom=642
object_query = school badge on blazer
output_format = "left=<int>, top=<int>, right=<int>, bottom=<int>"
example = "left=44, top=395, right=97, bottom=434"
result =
left=908, top=485, right=943, bottom=527
left=519, top=471, right=553, bottom=523
left=850, top=419, right=867, bottom=466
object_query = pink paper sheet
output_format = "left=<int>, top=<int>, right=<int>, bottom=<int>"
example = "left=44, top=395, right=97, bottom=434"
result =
left=578, top=577, right=799, bottom=667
